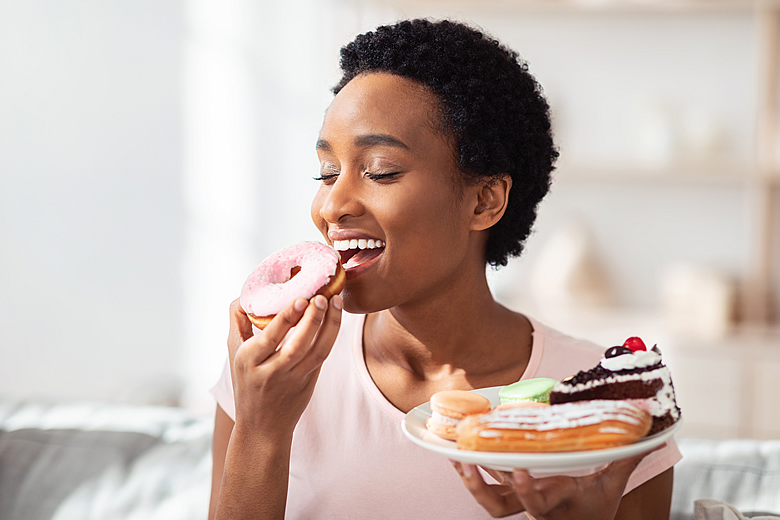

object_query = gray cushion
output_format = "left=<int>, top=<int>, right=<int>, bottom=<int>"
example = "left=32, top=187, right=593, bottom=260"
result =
left=0, top=428, right=158, bottom=520
left=0, top=401, right=212, bottom=520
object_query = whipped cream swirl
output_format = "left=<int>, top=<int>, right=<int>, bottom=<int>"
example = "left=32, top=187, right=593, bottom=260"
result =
left=600, top=350, right=661, bottom=371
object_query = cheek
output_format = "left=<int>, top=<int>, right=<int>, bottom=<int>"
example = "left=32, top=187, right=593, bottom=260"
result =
left=310, top=188, right=326, bottom=229
left=388, top=188, right=466, bottom=250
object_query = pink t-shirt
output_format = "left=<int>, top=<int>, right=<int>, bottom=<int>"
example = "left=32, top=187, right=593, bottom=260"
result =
left=211, top=312, right=682, bottom=519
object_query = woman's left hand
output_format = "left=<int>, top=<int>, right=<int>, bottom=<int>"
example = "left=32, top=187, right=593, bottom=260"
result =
left=451, top=450, right=651, bottom=519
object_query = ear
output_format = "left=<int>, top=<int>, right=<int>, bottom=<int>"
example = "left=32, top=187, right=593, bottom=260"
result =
left=469, top=175, right=512, bottom=231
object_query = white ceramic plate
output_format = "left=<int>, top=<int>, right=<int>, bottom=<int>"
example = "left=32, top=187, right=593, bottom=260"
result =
left=401, top=386, right=682, bottom=472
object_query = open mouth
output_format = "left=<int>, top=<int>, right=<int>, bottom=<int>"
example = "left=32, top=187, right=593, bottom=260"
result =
left=333, top=239, right=385, bottom=269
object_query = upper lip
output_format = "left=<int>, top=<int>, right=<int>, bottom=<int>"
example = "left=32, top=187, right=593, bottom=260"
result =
left=327, top=230, right=383, bottom=243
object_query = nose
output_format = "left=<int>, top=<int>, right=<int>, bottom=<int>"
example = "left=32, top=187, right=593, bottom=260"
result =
left=314, top=170, right=365, bottom=226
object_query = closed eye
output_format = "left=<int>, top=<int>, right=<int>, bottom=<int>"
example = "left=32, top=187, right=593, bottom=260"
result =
left=313, top=173, right=339, bottom=182
left=364, top=171, right=402, bottom=181
left=314, top=170, right=402, bottom=183
left=314, top=163, right=340, bottom=183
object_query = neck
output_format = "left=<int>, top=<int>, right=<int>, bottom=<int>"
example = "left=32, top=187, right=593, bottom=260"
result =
left=364, top=265, right=531, bottom=382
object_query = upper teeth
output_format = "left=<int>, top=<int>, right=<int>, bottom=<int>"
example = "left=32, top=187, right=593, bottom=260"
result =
left=333, top=239, right=385, bottom=251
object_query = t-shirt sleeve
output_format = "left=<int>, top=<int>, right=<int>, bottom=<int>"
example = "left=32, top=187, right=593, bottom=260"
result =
left=209, top=358, right=236, bottom=421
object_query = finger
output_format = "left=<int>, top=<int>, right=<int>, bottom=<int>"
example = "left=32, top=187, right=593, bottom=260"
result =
left=511, top=470, right=576, bottom=514
left=596, top=447, right=657, bottom=488
left=298, top=295, right=343, bottom=375
left=590, top=441, right=664, bottom=490
left=239, top=298, right=308, bottom=367
left=452, top=462, right=525, bottom=518
left=227, top=298, right=255, bottom=361
left=274, top=295, right=329, bottom=368
left=511, top=449, right=652, bottom=517
left=259, top=297, right=309, bottom=348
left=233, top=334, right=282, bottom=378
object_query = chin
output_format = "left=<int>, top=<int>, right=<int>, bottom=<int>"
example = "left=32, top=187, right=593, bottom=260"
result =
left=340, top=284, right=391, bottom=315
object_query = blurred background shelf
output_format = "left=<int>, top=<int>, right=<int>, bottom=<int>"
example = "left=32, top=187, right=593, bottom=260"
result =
left=390, top=0, right=780, bottom=14
left=554, top=163, right=779, bottom=185
left=388, top=0, right=780, bottom=15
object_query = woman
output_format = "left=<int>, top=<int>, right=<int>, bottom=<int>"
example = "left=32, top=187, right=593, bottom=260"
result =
left=209, top=19, right=680, bottom=519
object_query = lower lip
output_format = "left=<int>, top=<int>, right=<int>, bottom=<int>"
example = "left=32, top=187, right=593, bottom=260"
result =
left=343, top=249, right=384, bottom=280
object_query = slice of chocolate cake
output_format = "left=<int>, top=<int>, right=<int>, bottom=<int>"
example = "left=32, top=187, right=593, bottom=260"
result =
left=549, top=337, right=681, bottom=435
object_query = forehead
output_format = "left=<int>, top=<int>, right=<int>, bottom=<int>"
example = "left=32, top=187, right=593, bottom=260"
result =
left=320, top=73, right=444, bottom=145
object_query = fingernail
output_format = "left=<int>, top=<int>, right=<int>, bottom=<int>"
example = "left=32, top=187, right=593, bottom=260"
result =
left=462, top=464, right=473, bottom=477
left=332, top=295, right=343, bottom=310
left=294, top=299, right=307, bottom=311
left=313, top=295, right=327, bottom=310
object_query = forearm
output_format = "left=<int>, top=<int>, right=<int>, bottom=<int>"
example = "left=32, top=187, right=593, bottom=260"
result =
left=215, top=427, right=293, bottom=520
left=614, top=468, right=673, bottom=520
left=213, top=295, right=341, bottom=519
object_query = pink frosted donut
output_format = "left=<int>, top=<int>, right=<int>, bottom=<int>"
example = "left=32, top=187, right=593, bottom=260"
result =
left=239, top=242, right=345, bottom=329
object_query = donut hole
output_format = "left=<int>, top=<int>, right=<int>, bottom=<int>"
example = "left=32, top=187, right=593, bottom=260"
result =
left=271, top=265, right=301, bottom=285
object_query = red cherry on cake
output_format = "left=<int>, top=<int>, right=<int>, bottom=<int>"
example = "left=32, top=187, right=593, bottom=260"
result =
left=622, top=336, right=647, bottom=352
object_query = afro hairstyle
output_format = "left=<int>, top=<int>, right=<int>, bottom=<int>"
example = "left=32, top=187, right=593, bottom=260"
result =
left=333, top=18, right=558, bottom=267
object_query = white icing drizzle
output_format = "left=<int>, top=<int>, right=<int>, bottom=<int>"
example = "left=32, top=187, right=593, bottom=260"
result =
left=476, top=400, right=646, bottom=433
left=600, top=350, right=661, bottom=371
left=599, top=426, right=629, bottom=434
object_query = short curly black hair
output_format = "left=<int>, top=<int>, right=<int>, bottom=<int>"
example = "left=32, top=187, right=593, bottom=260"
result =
left=334, top=19, right=558, bottom=267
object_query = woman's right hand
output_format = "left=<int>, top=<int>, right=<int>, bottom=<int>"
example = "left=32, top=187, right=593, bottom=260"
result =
left=226, top=294, right=343, bottom=440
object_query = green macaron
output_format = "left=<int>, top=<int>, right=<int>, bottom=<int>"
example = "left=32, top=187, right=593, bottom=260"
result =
left=498, top=378, right=558, bottom=404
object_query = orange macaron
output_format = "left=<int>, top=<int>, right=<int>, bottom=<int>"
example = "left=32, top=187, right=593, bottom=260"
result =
left=426, top=390, right=492, bottom=441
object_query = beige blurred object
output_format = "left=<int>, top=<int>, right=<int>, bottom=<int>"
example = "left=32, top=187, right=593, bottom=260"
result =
left=530, top=220, right=614, bottom=315
left=629, top=95, right=678, bottom=169
left=679, top=107, right=731, bottom=165
left=660, top=263, right=736, bottom=340
left=694, top=499, right=780, bottom=520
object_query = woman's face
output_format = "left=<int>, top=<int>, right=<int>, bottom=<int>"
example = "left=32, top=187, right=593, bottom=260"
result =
left=311, top=73, right=481, bottom=314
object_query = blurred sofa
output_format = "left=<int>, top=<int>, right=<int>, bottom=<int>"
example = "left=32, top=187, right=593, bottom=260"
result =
left=0, top=401, right=211, bottom=520
left=1, top=400, right=778, bottom=520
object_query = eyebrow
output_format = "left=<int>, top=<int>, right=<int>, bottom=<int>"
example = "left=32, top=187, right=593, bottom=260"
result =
left=316, top=133, right=410, bottom=152
left=355, top=133, right=409, bottom=149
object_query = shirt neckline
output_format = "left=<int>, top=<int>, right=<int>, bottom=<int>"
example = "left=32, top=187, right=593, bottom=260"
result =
left=350, top=313, right=547, bottom=421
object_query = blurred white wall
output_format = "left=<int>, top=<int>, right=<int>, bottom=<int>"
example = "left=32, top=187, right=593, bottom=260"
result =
left=0, top=0, right=185, bottom=405
left=0, top=1, right=774, bottom=413
left=178, top=0, right=370, bottom=411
